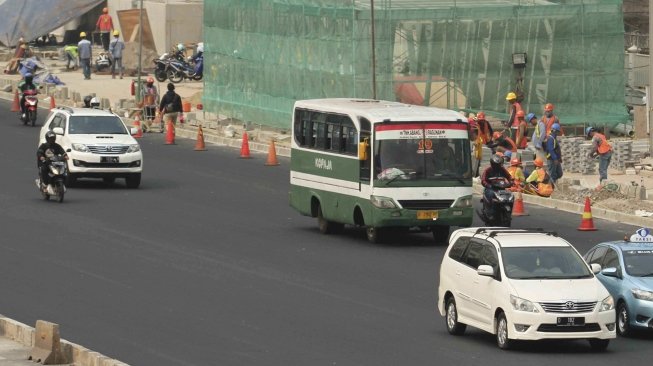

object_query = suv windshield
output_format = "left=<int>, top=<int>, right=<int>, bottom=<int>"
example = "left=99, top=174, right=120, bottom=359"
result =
left=374, top=122, right=470, bottom=183
left=502, top=246, right=593, bottom=279
left=68, top=116, right=128, bottom=134
left=623, top=250, right=653, bottom=276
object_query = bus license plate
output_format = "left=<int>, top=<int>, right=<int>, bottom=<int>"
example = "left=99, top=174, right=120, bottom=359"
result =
left=101, top=156, right=119, bottom=163
left=557, top=317, right=585, bottom=326
left=417, top=210, right=438, bottom=220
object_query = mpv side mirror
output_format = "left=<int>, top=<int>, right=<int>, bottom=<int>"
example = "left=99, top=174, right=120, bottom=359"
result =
left=477, top=265, right=495, bottom=277
left=601, top=267, right=620, bottom=278
left=52, top=127, right=64, bottom=135
left=130, top=127, right=138, bottom=135
left=590, top=263, right=601, bottom=274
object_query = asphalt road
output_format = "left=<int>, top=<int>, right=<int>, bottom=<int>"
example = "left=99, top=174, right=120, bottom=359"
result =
left=0, top=100, right=651, bottom=366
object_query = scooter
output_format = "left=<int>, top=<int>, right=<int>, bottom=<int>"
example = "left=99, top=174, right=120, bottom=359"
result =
left=20, top=89, right=38, bottom=126
left=36, top=155, right=67, bottom=203
left=477, top=176, right=514, bottom=227
left=153, top=53, right=170, bottom=82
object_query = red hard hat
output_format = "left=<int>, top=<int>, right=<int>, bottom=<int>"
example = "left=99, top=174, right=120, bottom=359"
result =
left=103, top=7, right=108, bottom=13
left=544, top=103, right=554, bottom=111
left=476, top=111, right=486, bottom=120
left=534, top=158, right=544, bottom=167
left=146, top=76, right=154, bottom=83
left=510, top=158, right=521, bottom=167
left=516, top=110, right=525, bottom=118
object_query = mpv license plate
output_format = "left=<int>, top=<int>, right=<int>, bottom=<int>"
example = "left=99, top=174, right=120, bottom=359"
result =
left=557, top=317, right=585, bottom=326
left=101, top=156, right=119, bottom=163
left=417, top=210, right=438, bottom=220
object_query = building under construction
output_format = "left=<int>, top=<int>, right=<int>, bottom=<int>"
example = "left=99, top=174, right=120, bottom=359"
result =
left=204, top=0, right=627, bottom=130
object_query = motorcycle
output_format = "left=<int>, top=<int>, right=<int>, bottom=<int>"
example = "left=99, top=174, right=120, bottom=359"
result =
left=166, top=55, right=202, bottom=83
left=36, top=154, right=67, bottom=203
left=153, top=53, right=170, bottom=82
left=477, top=176, right=514, bottom=227
left=20, top=89, right=38, bottom=126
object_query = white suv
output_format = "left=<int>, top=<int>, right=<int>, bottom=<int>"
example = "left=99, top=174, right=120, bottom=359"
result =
left=438, top=228, right=616, bottom=351
left=39, top=107, right=143, bottom=188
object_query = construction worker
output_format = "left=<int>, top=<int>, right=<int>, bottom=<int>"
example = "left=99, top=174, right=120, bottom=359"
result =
left=109, top=30, right=124, bottom=79
left=507, top=158, right=525, bottom=192
left=542, top=103, right=563, bottom=136
left=524, top=158, right=554, bottom=197
left=487, top=131, right=517, bottom=154
left=474, top=111, right=493, bottom=144
left=546, top=123, right=563, bottom=184
left=506, top=92, right=523, bottom=140
left=587, top=127, right=613, bottom=184
left=78, top=32, right=92, bottom=80
left=96, top=7, right=114, bottom=51
left=515, top=110, right=529, bottom=149
left=528, top=112, right=546, bottom=161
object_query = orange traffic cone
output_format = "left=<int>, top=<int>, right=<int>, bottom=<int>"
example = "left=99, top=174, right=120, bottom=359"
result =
left=239, top=132, right=251, bottom=158
left=10, top=90, right=20, bottom=112
left=133, top=116, right=143, bottom=138
left=49, top=96, right=56, bottom=110
left=194, top=126, right=207, bottom=151
left=512, top=188, right=528, bottom=216
left=578, top=196, right=597, bottom=231
left=164, top=121, right=175, bottom=145
left=265, top=139, right=280, bottom=166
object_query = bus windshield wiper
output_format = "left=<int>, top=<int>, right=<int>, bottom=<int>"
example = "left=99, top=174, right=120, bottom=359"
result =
left=384, top=173, right=410, bottom=186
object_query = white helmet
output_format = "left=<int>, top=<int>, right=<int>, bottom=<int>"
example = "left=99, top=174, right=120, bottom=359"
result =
left=177, top=43, right=185, bottom=52
left=90, top=97, right=100, bottom=108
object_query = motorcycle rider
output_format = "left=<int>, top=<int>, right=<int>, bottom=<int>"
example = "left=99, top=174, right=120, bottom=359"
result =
left=18, top=72, right=38, bottom=119
left=37, top=131, right=67, bottom=188
left=481, top=154, right=514, bottom=218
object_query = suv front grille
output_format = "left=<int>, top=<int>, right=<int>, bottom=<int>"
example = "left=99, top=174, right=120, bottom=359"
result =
left=539, top=301, right=597, bottom=313
left=398, top=200, right=454, bottom=210
left=537, top=323, right=601, bottom=332
left=88, top=145, right=129, bottom=154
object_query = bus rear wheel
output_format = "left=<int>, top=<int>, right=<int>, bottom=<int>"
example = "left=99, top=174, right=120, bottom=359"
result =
left=366, top=226, right=385, bottom=243
left=317, top=205, right=342, bottom=234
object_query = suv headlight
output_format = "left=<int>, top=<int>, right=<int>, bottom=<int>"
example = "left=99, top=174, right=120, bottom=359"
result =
left=600, top=296, right=615, bottom=311
left=632, top=289, right=653, bottom=302
left=510, top=295, right=539, bottom=313
left=370, top=195, right=397, bottom=209
left=72, top=143, right=89, bottom=152
left=127, top=144, right=141, bottom=153
left=453, top=195, right=472, bottom=208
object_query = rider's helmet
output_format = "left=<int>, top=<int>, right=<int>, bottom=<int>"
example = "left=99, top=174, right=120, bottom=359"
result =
left=506, top=92, right=517, bottom=101
left=526, top=112, right=536, bottom=122
left=585, top=126, right=596, bottom=137
left=492, top=131, right=502, bottom=140
left=516, top=110, right=525, bottom=118
left=24, top=72, right=33, bottom=84
left=177, top=43, right=185, bottom=52
left=551, top=123, right=561, bottom=133
left=510, top=158, right=521, bottom=167
left=45, top=131, right=56, bottom=144
left=83, top=95, right=92, bottom=108
left=197, top=42, right=204, bottom=53
left=533, top=158, right=544, bottom=168
left=90, top=97, right=100, bottom=108
left=490, top=154, right=504, bottom=168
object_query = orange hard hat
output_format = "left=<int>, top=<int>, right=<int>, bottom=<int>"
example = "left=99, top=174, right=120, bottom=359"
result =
left=510, top=158, right=521, bottom=167
left=476, top=111, right=486, bottom=120
left=516, top=110, right=525, bottom=118
left=493, top=131, right=502, bottom=140
left=103, top=7, right=108, bottom=13
left=544, top=103, right=554, bottom=111
left=533, top=158, right=544, bottom=167
left=146, top=76, right=154, bottom=83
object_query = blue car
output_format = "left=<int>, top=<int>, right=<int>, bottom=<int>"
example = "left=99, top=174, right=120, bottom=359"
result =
left=584, top=228, right=653, bottom=336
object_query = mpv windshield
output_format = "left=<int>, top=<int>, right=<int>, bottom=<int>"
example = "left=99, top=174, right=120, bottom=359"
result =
left=502, top=246, right=593, bottom=279
left=623, top=250, right=653, bottom=277
left=68, top=116, right=128, bottom=134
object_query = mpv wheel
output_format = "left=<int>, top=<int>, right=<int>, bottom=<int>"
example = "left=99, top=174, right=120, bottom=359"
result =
left=496, top=312, right=512, bottom=350
left=445, top=297, right=466, bottom=335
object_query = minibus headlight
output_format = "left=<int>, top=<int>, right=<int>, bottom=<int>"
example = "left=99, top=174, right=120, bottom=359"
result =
left=371, top=195, right=397, bottom=209
left=453, top=196, right=473, bottom=208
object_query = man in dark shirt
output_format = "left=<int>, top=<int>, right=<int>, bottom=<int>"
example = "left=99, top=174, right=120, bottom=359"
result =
left=158, top=83, right=183, bottom=133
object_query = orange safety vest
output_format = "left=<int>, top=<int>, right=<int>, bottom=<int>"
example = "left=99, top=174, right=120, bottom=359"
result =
left=535, top=168, right=553, bottom=196
left=505, top=136, right=517, bottom=152
left=477, top=119, right=491, bottom=144
left=543, top=115, right=563, bottom=136
left=595, top=133, right=612, bottom=154
left=509, top=102, right=523, bottom=128
left=516, top=120, right=529, bottom=149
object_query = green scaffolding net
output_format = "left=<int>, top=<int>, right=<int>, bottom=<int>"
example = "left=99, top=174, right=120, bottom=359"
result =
left=204, top=0, right=627, bottom=130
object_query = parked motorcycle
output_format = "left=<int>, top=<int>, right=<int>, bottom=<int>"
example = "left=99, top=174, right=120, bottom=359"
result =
left=167, top=56, right=202, bottom=83
left=19, top=89, right=38, bottom=126
left=153, top=53, right=170, bottom=82
left=36, top=154, right=67, bottom=203
left=477, top=176, right=514, bottom=227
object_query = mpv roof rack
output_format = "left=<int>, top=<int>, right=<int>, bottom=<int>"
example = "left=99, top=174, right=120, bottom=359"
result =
left=55, top=106, right=74, bottom=114
left=473, top=227, right=558, bottom=238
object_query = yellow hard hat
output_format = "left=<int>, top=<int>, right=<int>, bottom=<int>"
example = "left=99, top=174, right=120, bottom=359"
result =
left=80, top=31, right=87, bottom=38
left=113, top=30, right=120, bottom=36
left=506, top=92, right=517, bottom=101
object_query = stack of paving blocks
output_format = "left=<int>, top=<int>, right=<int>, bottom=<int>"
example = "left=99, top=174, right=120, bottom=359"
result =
left=558, top=137, right=584, bottom=173
left=579, top=143, right=598, bottom=175
left=610, top=140, right=633, bottom=172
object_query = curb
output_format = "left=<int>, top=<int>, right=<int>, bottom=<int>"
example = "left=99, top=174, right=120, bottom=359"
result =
left=0, top=315, right=129, bottom=366
left=473, top=182, right=653, bottom=228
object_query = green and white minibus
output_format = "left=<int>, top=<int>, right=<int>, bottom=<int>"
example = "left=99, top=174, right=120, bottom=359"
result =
left=289, top=99, right=473, bottom=243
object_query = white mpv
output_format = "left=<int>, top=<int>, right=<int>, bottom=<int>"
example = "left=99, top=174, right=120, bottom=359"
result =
left=438, top=228, right=616, bottom=351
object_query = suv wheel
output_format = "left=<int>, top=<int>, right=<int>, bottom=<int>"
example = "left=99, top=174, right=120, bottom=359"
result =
left=496, top=312, right=512, bottom=350
left=445, top=297, right=466, bottom=335
left=125, top=173, right=141, bottom=189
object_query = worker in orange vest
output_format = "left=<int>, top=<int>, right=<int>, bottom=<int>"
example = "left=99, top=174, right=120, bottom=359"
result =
left=542, top=103, right=564, bottom=136
left=96, top=7, right=114, bottom=51
left=506, top=92, right=523, bottom=140
left=515, top=110, right=529, bottom=149
left=474, top=111, right=494, bottom=144
left=524, top=158, right=554, bottom=197
left=507, top=158, right=525, bottom=192
left=587, top=127, right=613, bottom=184
left=488, top=131, right=517, bottom=154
